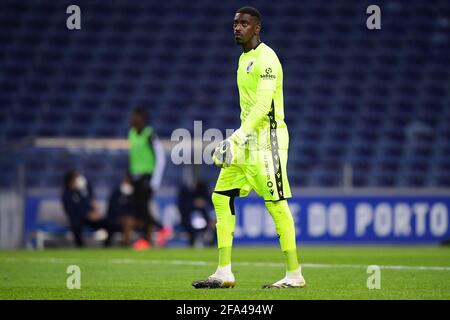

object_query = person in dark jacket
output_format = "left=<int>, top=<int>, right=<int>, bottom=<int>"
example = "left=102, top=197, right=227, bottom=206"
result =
left=106, top=174, right=137, bottom=246
left=62, top=169, right=111, bottom=247
left=177, top=180, right=215, bottom=247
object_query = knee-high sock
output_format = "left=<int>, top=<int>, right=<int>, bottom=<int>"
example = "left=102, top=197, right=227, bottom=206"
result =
left=212, top=190, right=238, bottom=266
left=265, top=200, right=299, bottom=272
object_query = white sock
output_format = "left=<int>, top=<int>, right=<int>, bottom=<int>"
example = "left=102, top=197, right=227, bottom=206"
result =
left=286, top=266, right=302, bottom=279
left=215, top=264, right=232, bottom=276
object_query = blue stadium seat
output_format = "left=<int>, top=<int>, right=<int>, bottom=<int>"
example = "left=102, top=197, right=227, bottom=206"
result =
left=0, top=0, right=449, bottom=188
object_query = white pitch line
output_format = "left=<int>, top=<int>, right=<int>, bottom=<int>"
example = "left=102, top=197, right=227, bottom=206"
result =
left=109, top=259, right=450, bottom=271
left=2, top=257, right=450, bottom=271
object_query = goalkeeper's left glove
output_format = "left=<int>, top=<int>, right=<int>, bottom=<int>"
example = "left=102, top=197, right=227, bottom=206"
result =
left=212, top=129, right=248, bottom=168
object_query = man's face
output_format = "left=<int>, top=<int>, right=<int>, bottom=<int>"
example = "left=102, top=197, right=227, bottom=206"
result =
left=69, top=172, right=79, bottom=190
left=233, top=13, right=260, bottom=44
left=130, top=113, right=144, bottom=129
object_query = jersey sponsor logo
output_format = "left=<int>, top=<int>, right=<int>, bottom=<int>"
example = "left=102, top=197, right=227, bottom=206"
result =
left=260, top=67, right=276, bottom=80
left=246, top=61, right=254, bottom=73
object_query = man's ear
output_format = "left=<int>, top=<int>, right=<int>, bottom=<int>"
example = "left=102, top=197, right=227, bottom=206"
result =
left=255, top=23, right=261, bottom=35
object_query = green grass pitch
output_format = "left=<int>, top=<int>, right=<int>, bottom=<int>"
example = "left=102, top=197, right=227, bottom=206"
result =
left=1, top=246, right=450, bottom=300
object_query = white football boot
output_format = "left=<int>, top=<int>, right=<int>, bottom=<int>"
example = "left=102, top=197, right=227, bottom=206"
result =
left=192, top=264, right=236, bottom=289
left=262, top=266, right=306, bottom=289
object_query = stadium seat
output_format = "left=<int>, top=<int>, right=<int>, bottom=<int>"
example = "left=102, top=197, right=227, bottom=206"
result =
left=0, top=0, right=449, bottom=188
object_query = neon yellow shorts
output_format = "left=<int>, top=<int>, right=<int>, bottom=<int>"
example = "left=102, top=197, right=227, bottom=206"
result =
left=214, top=148, right=292, bottom=201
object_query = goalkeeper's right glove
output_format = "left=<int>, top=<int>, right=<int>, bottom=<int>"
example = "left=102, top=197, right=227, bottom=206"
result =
left=211, top=129, right=248, bottom=168
left=212, top=140, right=232, bottom=168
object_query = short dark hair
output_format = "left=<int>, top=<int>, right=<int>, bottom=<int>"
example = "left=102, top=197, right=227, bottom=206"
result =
left=64, top=169, right=78, bottom=188
left=133, top=106, right=148, bottom=119
left=236, top=6, right=261, bottom=23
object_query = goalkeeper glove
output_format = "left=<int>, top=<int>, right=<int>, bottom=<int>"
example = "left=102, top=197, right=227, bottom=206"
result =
left=212, top=129, right=248, bottom=168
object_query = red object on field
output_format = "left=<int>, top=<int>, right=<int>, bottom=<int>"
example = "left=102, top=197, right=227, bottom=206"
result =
left=133, top=239, right=151, bottom=250
left=157, top=226, right=173, bottom=247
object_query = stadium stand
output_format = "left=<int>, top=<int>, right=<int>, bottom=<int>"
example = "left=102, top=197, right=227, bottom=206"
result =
left=0, top=0, right=449, bottom=189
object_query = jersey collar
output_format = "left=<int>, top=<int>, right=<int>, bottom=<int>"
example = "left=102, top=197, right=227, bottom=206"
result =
left=243, top=42, right=264, bottom=56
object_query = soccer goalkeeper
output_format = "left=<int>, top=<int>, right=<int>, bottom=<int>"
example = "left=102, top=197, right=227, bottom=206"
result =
left=192, top=6, right=306, bottom=289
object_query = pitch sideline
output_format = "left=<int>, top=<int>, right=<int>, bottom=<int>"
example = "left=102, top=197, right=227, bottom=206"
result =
left=3, top=257, right=450, bottom=271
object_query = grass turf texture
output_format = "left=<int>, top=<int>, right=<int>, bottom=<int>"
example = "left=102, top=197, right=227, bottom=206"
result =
left=1, top=246, right=450, bottom=300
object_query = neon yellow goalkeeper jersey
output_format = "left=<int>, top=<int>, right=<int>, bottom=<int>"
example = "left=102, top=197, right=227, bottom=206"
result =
left=237, top=42, right=288, bottom=150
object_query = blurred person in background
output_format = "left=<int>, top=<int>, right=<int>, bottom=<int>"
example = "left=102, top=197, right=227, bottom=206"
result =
left=62, top=169, right=112, bottom=247
left=105, top=174, right=137, bottom=246
left=177, top=179, right=215, bottom=248
left=128, top=106, right=172, bottom=249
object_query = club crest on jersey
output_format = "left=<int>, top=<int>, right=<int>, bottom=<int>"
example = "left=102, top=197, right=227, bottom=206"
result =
left=246, top=61, right=254, bottom=73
